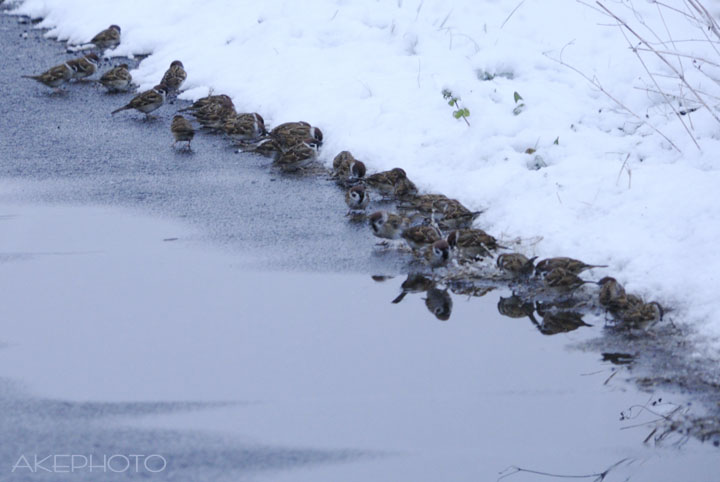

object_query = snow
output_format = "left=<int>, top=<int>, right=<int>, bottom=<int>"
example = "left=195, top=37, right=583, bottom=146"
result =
left=9, top=0, right=720, bottom=349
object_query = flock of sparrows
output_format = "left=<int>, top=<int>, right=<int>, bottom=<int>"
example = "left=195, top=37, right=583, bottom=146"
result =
left=22, top=24, right=664, bottom=331
left=331, top=149, right=663, bottom=329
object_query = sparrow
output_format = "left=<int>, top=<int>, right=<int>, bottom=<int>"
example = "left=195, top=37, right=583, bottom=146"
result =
left=401, top=224, right=441, bottom=251
left=399, top=194, right=481, bottom=230
left=333, top=150, right=354, bottom=172
left=424, top=287, right=453, bottom=321
left=437, top=201, right=483, bottom=230
left=242, top=137, right=279, bottom=157
left=199, top=105, right=238, bottom=131
left=182, top=94, right=236, bottom=130
left=365, top=168, right=412, bottom=197
left=22, top=63, right=73, bottom=89
left=224, top=113, right=266, bottom=141
left=171, top=115, right=195, bottom=149
left=368, top=211, right=407, bottom=240
left=111, top=84, right=167, bottom=116
left=179, top=94, right=234, bottom=113
left=161, top=60, right=186, bottom=93
left=391, top=273, right=434, bottom=304
left=345, top=184, right=370, bottom=213
left=269, top=121, right=323, bottom=150
left=90, top=25, right=121, bottom=50
left=425, top=239, right=451, bottom=269
left=620, top=301, right=664, bottom=329
left=333, top=151, right=366, bottom=180
left=66, top=53, right=101, bottom=80
left=496, top=253, right=537, bottom=277
left=537, top=311, right=592, bottom=336
left=535, top=257, right=608, bottom=277
left=98, top=63, right=132, bottom=91
left=273, top=139, right=319, bottom=172
left=543, top=267, right=593, bottom=292
left=597, top=277, right=627, bottom=313
left=393, top=175, right=419, bottom=199
left=447, top=229, right=503, bottom=259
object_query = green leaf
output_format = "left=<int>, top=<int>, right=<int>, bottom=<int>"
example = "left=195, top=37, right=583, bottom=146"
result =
left=448, top=100, right=456, bottom=106
left=461, top=108, right=470, bottom=116
left=512, top=103, right=525, bottom=116
left=553, top=137, right=559, bottom=145
left=453, top=111, right=462, bottom=119
left=513, top=91, right=523, bottom=103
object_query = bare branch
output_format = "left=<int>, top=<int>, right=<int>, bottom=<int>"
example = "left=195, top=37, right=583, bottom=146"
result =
left=500, top=0, right=526, bottom=29
left=544, top=50, right=683, bottom=152
left=596, top=1, right=720, bottom=125
left=614, top=21, right=701, bottom=149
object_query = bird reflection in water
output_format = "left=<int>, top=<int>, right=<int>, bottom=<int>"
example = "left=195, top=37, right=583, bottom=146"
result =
left=497, top=294, right=593, bottom=336
left=374, top=273, right=496, bottom=321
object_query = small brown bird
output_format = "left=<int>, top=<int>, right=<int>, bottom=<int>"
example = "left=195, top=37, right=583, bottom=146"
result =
left=333, top=151, right=366, bottom=180
left=620, top=301, right=663, bottom=329
left=425, top=239, right=451, bottom=269
left=399, top=193, right=450, bottom=211
left=535, top=257, right=608, bottom=277
left=98, top=63, right=132, bottom=91
left=448, top=229, right=503, bottom=259
left=399, top=194, right=481, bottom=230
left=345, top=184, right=370, bottom=213
left=597, top=277, right=627, bottom=312
left=193, top=102, right=237, bottom=131
left=90, top=25, right=121, bottom=50
left=111, top=84, right=167, bottom=116
left=22, top=63, right=74, bottom=90
left=179, top=94, right=234, bottom=113
left=424, top=287, right=453, bottom=321
left=161, top=60, right=187, bottom=93
left=401, top=225, right=441, bottom=251
left=66, top=53, right=100, bottom=80
left=242, top=137, right=279, bottom=157
left=171, top=115, right=195, bottom=150
left=368, top=211, right=407, bottom=240
left=273, top=139, right=319, bottom=172
left=393, top=175, right=419, bottom=199
left=266, top=121, right=323, bottom=151
left=365, top=168, right=411, bottom=197
left=391, top=273, right=435, bottom=304
left=496, top=253, right=537, bottom=277
left=438, top=201, right=483, bottom=230
left=543, top=267, right=593, bottom=291
left=224, top=113, right=266, bottom=141
left=333, top=150, right=355, bottom=172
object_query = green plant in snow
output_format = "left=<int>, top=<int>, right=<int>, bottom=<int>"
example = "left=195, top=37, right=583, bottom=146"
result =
left=512, top=91, right=526, bottom=116
left=442, top=89, right=471, bottom=126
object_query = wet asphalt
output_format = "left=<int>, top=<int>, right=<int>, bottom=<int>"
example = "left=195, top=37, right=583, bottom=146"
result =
left=0, top=12, right=409, bottom=274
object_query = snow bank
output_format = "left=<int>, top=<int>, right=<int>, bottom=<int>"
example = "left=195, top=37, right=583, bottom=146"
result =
left=10, top=0, right=720, bottom=348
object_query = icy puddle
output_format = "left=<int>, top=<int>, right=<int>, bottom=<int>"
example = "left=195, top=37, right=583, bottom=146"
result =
left=0, top=203, right=717, bottom=481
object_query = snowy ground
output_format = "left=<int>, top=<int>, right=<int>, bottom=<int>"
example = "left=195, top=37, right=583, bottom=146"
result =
left=9, top=0, right=720, bottom=350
